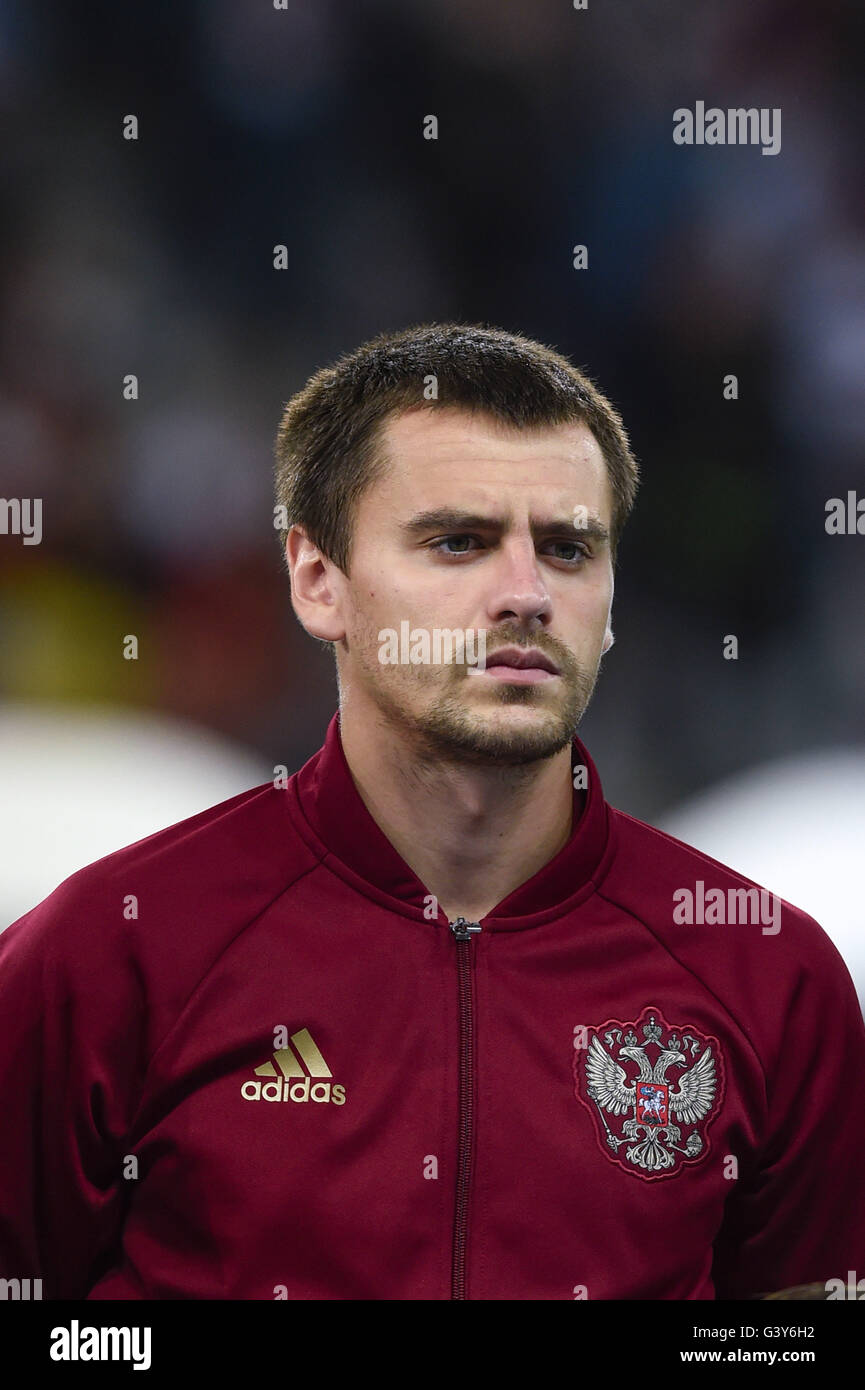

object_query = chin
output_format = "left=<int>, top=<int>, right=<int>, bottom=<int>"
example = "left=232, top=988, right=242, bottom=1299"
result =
left=414, top=700, right=579, bottom=766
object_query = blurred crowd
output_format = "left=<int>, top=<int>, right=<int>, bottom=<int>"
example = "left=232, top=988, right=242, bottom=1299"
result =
left=1, top=0, right=863, bottom=815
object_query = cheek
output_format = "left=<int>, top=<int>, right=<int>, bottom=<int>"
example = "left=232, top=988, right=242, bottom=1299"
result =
left=345, top=591, right=409, bottom=666
left=573, top=577, right=611, bottom=617
left=349, top=576, right=426, bottom=634
left=569, top=586, right=613, bottom=648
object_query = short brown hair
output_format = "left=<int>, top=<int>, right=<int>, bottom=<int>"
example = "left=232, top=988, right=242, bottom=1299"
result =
left=274, top=322, right=639, bottom=574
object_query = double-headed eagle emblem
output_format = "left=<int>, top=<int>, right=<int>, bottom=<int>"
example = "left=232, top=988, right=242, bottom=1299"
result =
left=574, top=1007, right=724, bottom=1179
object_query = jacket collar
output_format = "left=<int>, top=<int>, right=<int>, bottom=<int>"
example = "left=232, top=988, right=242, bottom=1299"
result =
left=290, top=710, right=613, bottom=927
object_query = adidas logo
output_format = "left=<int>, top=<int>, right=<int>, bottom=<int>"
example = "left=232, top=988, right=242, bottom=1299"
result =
left=241, top=1028, right=346, bottom=1105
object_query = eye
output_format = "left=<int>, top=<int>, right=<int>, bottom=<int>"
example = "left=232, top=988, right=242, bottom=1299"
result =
left=548, top=539, right=591, bottom=563
left=428, top=535, right=591, bottom=563
left=429, top=534, right=479, bottom=555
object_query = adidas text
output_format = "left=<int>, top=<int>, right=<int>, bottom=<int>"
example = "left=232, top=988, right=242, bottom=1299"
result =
left=242, top=1076, right=346, bottom=1105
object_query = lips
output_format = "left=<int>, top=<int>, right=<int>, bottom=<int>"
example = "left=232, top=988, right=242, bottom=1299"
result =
left=484, top=647, right=560, bottom=675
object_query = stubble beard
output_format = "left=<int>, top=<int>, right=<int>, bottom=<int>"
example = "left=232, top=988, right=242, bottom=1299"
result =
left=362, top=638, right=602, bottom=769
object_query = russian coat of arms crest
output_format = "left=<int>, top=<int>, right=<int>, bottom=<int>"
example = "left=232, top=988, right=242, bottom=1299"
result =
left=573, top=1006, right=725, bottom=1181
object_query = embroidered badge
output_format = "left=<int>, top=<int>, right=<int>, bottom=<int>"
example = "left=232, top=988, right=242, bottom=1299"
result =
left=573, top=1005, right=724, bottom=1181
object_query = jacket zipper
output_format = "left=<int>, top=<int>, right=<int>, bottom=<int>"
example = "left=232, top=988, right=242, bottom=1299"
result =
left=449, top=915, right=482, bottom=1300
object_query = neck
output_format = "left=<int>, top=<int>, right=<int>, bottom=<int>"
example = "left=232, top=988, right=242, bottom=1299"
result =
left=337, top=697, right=576, bottom=923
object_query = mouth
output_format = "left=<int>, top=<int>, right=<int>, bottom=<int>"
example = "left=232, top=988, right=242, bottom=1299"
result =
left=469, top=646, right=561, bottom=683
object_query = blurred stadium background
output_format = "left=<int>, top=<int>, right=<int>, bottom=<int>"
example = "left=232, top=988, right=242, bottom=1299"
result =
left=1, top=1, right=863, bottom=998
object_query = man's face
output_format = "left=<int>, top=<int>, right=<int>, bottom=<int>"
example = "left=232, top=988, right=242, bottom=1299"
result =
left=326, top=407, right=615, bottom=766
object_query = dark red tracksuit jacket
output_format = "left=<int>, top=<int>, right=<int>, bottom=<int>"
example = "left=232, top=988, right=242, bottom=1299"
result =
left=1, top=710, right=863, bottom=1300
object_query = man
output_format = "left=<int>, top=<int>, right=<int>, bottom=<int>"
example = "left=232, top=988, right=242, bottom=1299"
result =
left=1, top=322, right=863, bottom=1300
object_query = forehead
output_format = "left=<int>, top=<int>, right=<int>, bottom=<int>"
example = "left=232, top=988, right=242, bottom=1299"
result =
left=373, top=407, right=610, bottom=512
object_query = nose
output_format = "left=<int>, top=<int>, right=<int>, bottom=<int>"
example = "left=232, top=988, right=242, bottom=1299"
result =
left=484, top=537, right=552, bottom=630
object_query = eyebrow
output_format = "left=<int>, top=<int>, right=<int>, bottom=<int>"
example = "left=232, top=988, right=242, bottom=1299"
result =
left=397, top=508, right=610, bottom=544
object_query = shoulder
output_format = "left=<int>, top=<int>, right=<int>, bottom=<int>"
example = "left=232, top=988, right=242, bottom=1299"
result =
left=599, top=805, right=858, bottom=1069
left=8, top=779, right=319, bottom=928
left=605, top=804, right=830, bottom=948
left=0, top=780, right=322, bottom=1050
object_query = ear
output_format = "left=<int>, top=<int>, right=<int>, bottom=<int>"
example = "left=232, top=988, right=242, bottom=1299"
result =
left=285, top=527, right=346, bottom=643
left=601, top=571, right=615, bottom=654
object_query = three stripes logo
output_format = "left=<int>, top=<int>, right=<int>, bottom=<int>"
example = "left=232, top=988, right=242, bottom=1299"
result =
left=241, top=1028, right=346, bottom=1106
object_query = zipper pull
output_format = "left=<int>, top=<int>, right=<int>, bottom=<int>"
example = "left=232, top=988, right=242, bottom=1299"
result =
left=449, top=916, right=482, bottom=942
